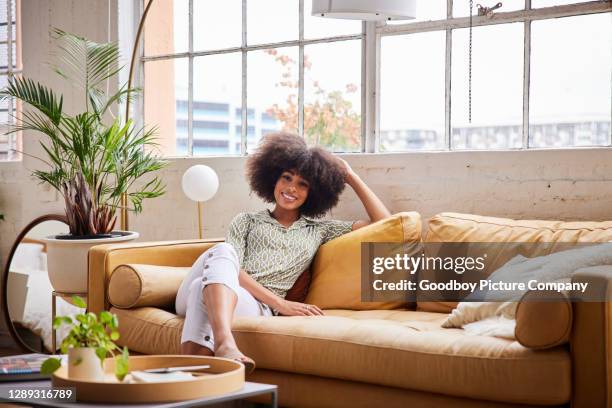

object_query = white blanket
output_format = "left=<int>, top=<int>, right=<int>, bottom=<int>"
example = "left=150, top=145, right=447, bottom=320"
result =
left=443, top=242, right=612, bottom=338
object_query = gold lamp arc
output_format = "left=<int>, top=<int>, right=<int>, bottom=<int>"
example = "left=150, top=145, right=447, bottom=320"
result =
left=121, top=0, right=156, bottom=231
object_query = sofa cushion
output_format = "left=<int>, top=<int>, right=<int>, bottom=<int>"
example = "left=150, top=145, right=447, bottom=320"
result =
left=306, top=212, right=422, bottom=311
left=515, top=290, right=572, bottom=350
left=108, top=264, right=190, bottom=309
left=112, top=306, right=183, bottom=354
left=420, top=212, right=612, bottom=313
left=112, top=307, right=571, bottom=406
left=284, top=269, right=311, bottom=303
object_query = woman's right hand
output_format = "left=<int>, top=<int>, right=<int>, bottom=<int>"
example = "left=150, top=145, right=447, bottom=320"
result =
left=274, top=299, right=324, bottom=316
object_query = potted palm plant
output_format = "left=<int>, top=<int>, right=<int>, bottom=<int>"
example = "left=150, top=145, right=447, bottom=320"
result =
left=0, top=29, right=167, bottom=293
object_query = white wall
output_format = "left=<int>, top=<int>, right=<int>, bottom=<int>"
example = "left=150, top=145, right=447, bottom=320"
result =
left=2, top=0, right=612, bottom=344
left=130, top=148, right=612, bottom=242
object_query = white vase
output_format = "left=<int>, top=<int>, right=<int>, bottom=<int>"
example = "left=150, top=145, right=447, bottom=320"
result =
left=68, top=347, right=105, bottom=381
left=44, top=231, right=139, bottom=294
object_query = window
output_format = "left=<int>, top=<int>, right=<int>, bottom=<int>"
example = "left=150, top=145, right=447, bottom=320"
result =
left=379, top=1, right=611, bottom=151
left=142, top=0, right=362, bottom=157
left=530, top=14, right=611, bottom=147
left=0, top=0, right=20, bottom=161
left=140, top=1, right=611, bottom=156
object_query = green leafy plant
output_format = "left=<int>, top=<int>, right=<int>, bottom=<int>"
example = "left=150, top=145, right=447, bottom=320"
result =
left=41, top=296, right=129, bottom=381
left=0, top=29, right=167, bottom=236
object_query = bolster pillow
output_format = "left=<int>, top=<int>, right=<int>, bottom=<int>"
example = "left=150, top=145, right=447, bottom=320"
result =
left=515, top=290, right=573, bottom=349
left=108, top=264, right=190, bottom=309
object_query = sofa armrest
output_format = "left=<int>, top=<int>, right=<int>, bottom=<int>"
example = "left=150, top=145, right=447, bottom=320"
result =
left=88, top=238, right=223, bottom=315
left=571, top=265, right=612, bottom=408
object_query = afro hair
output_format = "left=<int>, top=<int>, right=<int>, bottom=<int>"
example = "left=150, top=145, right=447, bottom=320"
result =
left=246, top=132, right=347, bottom=218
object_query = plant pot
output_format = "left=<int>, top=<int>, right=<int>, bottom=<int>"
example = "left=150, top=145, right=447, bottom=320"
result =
left=68, top=347, right=104, bottom=381
left=44, top=231, right=139, bottom=294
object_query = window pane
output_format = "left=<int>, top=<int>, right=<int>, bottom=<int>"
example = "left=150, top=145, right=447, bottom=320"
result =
left=144, top=0, right=187, bottom=56
left=380, top=32, right=446, bottom=151
left=247, top=0, right=298, bottom=45
left=453, top=0, right=523, bottom=18
left=451, top=23, right=523, bottom=149
left=247, top=48, right=299, bottom=153
left=386, top=0, right=446, bottom=24
left=144, top=58, right=187, bottom=157
left=0, top=44, right=17, bottom=71
left=304, top=40, right=361, bottom=152
left=304, top=0, right=362, bottom=39
left=194, top=0, right=242, bottom=51
left=193, top=53, right=242, bottom=155
left=530, top=14, right=611, bottom=148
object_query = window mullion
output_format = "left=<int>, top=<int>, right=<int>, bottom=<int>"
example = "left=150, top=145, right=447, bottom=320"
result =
left=7, top=0, right=13, bottom=155
left=522, top=0, right=531, bottom=149
left=298, top=0, right=305, bottom=137
left=363, top=21, right=377, bottom=153
left=445, top=0, right=453, bottom=150
left=188, top=0, right=194, bottom=156
left=241, top=0, right=247, bottom=154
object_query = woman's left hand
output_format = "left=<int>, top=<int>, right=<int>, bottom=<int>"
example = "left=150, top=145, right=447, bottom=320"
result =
left=337, top=157, right=356, bottom=183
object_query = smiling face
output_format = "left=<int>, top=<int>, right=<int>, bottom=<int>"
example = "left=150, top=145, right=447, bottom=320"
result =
left=273, top=170, right=310, bottom=211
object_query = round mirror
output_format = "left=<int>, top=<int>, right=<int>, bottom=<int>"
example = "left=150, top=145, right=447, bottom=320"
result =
left=2, top=214, right=85, bottom=353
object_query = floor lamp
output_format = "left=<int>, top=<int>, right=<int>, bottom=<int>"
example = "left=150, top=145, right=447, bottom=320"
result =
left=182, top=165, right=220, bottom=239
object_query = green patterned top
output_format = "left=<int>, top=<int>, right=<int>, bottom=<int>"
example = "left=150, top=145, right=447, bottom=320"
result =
left=226, top=209, right=354, bottom=299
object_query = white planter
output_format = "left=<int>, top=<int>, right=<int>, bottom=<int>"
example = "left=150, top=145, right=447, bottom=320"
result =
left=44, top=231, right=139, bottom=294
left=68, top=347, right=104, bottom=381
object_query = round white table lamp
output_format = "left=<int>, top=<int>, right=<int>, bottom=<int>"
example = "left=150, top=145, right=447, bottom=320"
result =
left=182, top=165, right=219, bottom=239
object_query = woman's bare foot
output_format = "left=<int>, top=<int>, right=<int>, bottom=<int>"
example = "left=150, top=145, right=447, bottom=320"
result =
left=215, top=340, right=256, bottom=374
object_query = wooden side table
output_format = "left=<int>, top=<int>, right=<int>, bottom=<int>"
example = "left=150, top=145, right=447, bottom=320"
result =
left=51, top=291, right=87, bottom=352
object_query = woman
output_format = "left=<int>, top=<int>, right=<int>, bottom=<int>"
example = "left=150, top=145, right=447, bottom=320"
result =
left=175, top=132, right=390, bottom=373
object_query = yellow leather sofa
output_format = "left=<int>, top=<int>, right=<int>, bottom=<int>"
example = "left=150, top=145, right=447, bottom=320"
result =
left=88, top=212, right=612, bottom=408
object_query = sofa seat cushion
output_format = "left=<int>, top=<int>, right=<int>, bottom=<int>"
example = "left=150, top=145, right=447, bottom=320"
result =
left=112, top=307, right=570, bottom=405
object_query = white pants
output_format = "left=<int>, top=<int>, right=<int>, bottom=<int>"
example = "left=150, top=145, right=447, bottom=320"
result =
left=175, top=243, right=273, bottom=350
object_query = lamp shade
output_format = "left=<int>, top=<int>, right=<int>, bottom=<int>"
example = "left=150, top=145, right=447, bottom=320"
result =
left=182, top=165, right=219, bottom=202
left=312, top=0, right=416, bottom=21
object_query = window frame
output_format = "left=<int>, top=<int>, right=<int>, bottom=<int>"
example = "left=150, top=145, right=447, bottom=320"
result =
left=137, top=0, right=612, bottom=156
left=0, top=0, right=21, bottom=161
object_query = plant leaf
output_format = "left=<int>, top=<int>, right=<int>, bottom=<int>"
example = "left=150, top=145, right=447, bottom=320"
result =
left=72, top=295, right=87, bottom=308
left=100, top=311, right=113, bottom=324
left=95, top=347, right=108, bottom=362
left=115, top=347, right=129, bottom=381
left=41, top=358, right=62, bottom=374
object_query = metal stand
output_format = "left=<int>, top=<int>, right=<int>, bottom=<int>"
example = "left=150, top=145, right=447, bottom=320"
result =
left=51, top=291, right=87, bottom=352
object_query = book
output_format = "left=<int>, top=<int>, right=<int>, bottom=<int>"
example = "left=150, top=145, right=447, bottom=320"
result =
left=0, top=353, right=53, bottom=382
